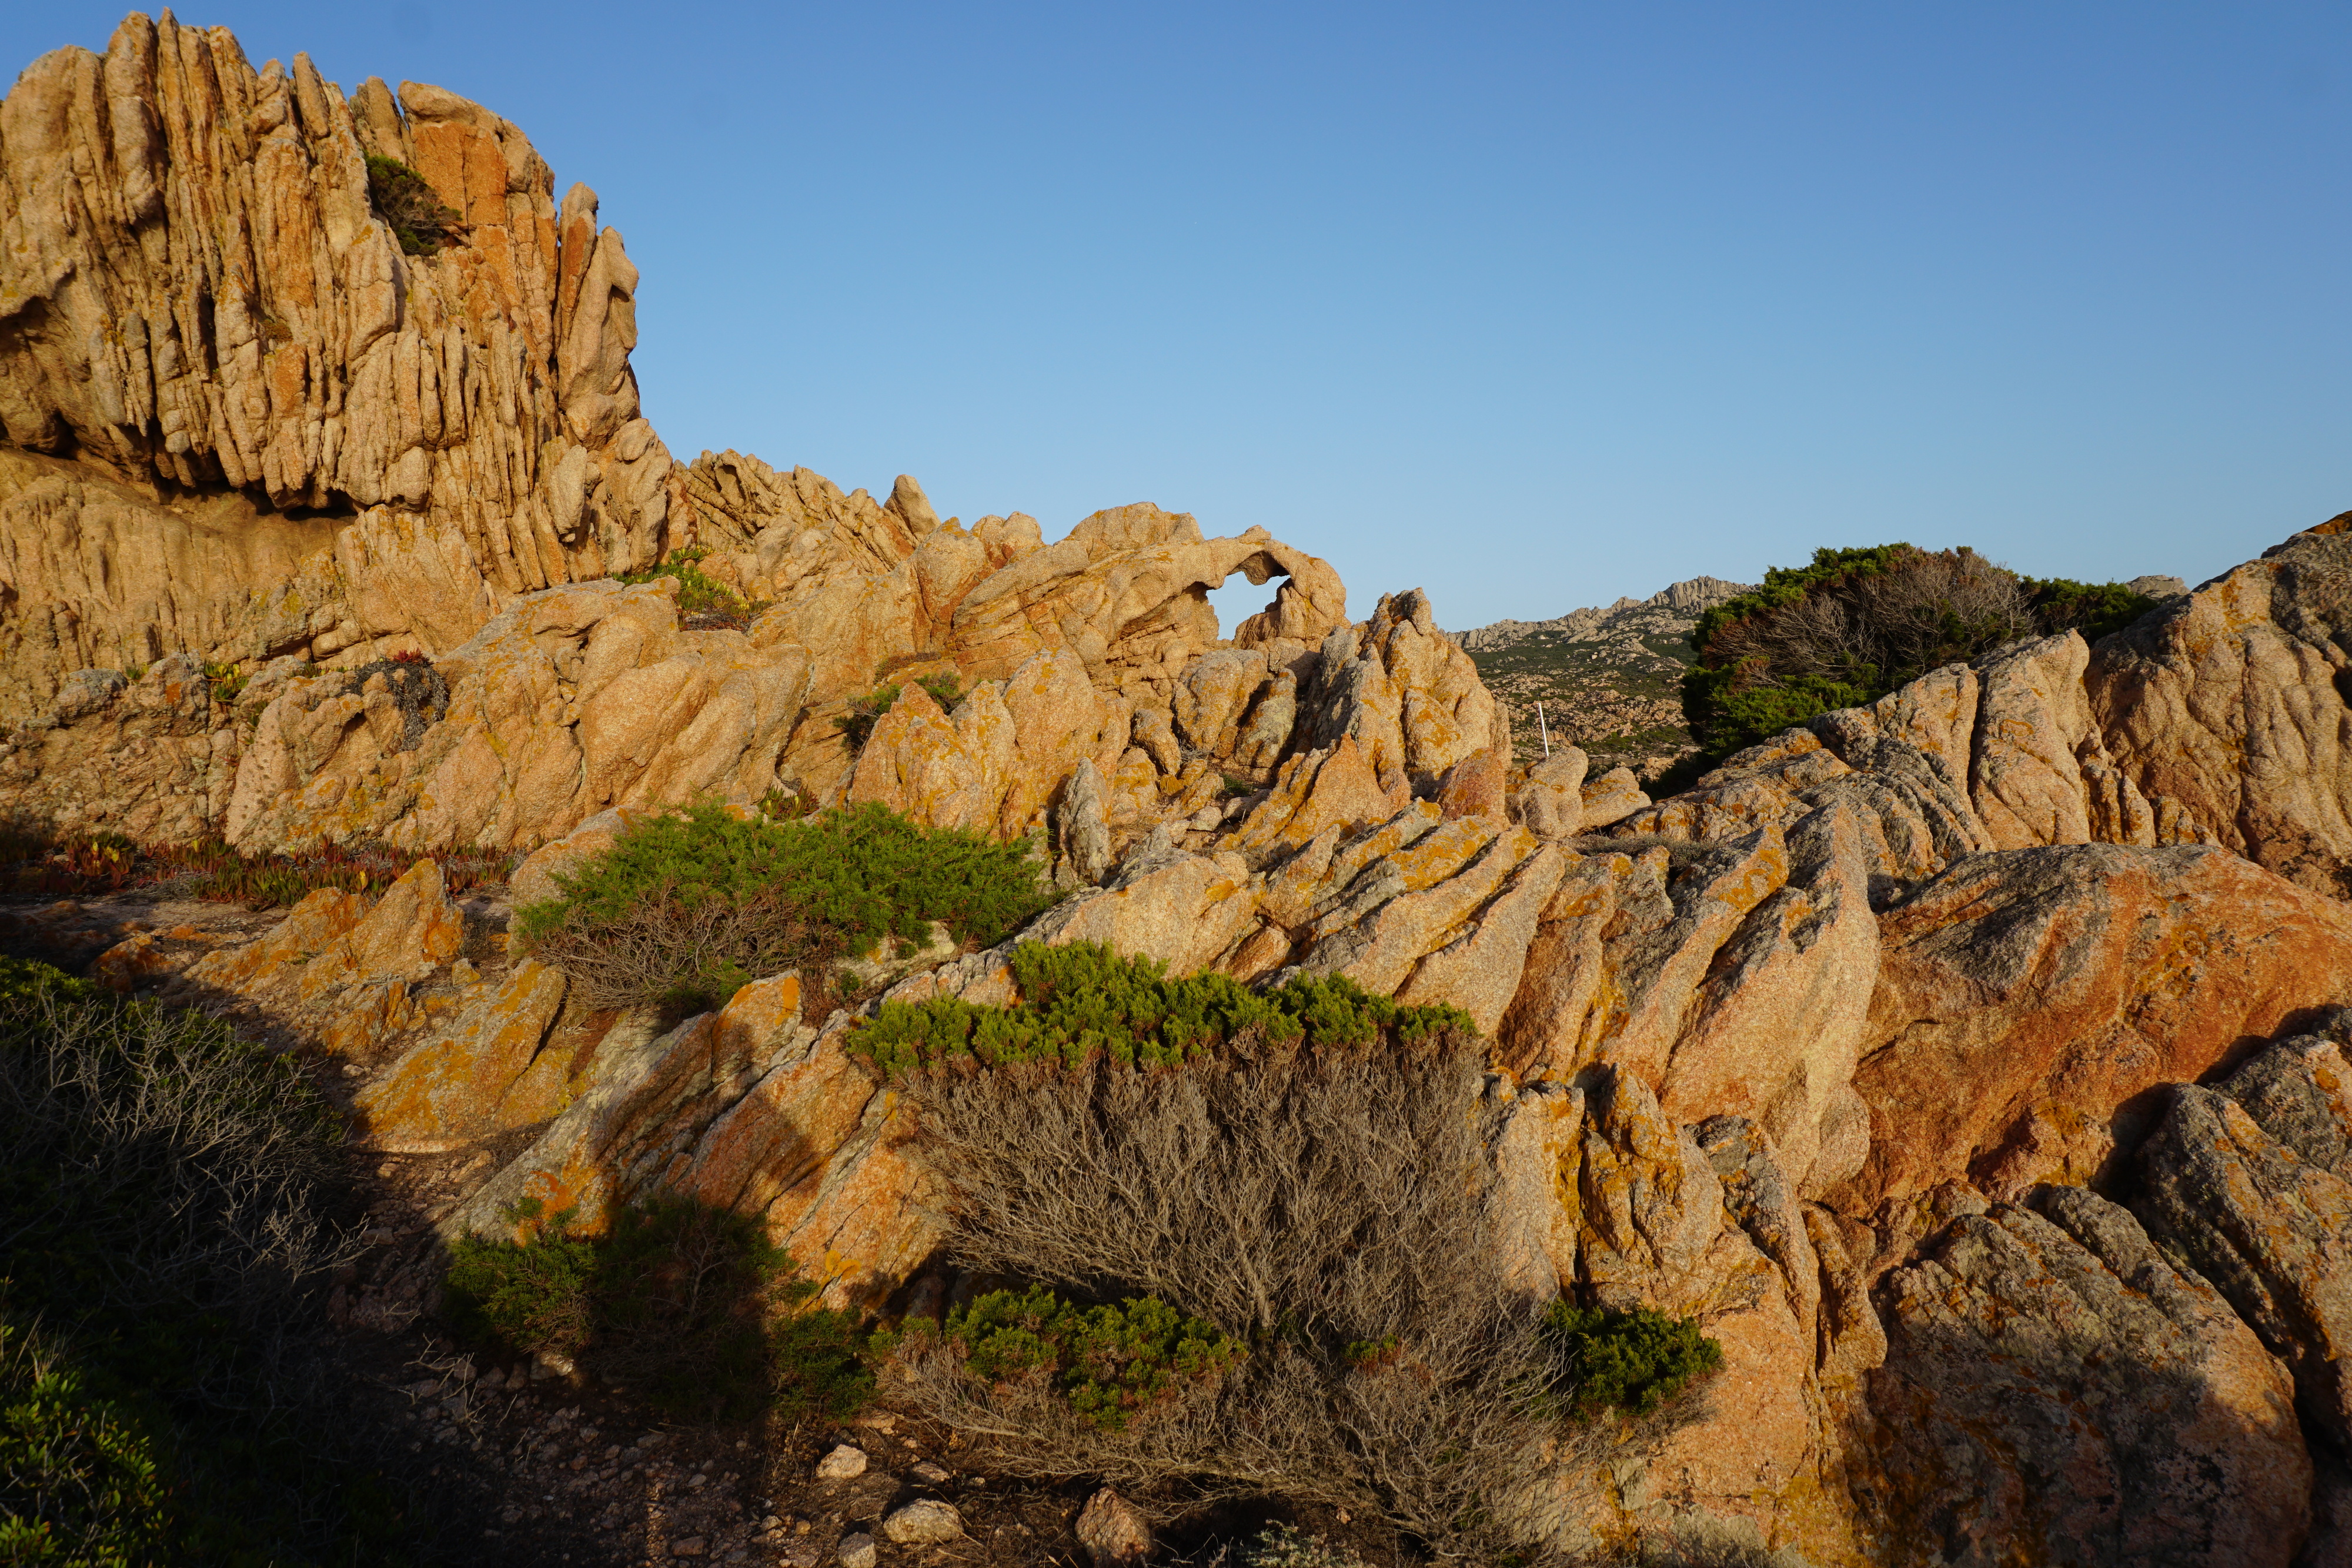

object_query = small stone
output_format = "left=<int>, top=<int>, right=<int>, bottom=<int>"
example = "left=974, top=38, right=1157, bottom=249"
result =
left=814, top=1444, right=867, bottom=1480
left=1076, top=1487, right=1152, bottom=1566
left=910, top=1461, right=950, bottom=1484
left=882, top=1498, right=963, bottom=1544
left=670, top=1537, right=706, bottom=1558
left=836, top=1532, right=878, bottom=1568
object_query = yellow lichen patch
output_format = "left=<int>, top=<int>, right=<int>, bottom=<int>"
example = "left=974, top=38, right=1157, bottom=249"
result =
left=320, top=979, right=418, bottom=1055
left=355, top=960, right=569, bottom=1151
left=1387, top=815, right=1499, bottom=894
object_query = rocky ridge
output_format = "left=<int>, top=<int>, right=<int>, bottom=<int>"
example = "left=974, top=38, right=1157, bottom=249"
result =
left=8, top=21, right=2352, bottom=1568
left=1456, top=576, right=1753, bottom=778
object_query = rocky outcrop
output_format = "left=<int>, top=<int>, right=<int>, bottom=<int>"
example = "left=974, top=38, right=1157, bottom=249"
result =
left=0, top=16, right=677, bottom=726
left=2088, top=518, right=2352, bottom=898
left=1605, top=629, right=2210, bottom=885
left=2135, top=1036, right=2352, bottom=1444
left=1455, top=576, right=1757, bottom=653
left=1838, top=844, right=2352, bottom=1221
left=202, top=509, right=1411, bottom=864
left=19, top=18, right=2352, bottom=1567
left=0, top=650, right=232, bottom=842
left=225, top=576, right=808, bottom=851
left=1870, top=1184, right=2310, bottom=1568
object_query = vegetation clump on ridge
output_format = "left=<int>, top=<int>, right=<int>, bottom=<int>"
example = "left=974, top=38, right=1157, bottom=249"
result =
left=1678, top=543, right=2160, bottom=766
left=834, top=671, right=965, bottom=751
left=866, top=942, right=1719, bottom=1560
left=363, top=152, right=463, bottom=255
left=851, top=940, right=1475, bottom=1076
left=617, top=546, right=764, bottom=630
left=514, top=801, right=1054, bottom=1012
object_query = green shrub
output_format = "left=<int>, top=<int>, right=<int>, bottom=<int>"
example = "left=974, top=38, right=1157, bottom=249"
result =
left=619, top=547, right=761, bottom=627
left=0, top=1320, right=172, bottom=1567
left=444, top=1208, right=599, bottom=1355
left=1689, top=544, right=1915, bottom=656
left=1541, top=1302, right=1724, bottom=1417
left=515, top=801, right=1053, bottom=1012
left=2023, top=574, right=2162, bottom=642
left=1682, top=543, right=2158, bottom=764
left=833, top=672, right=965, bottom=751
left=443, top=1197, right=872, bottom=1423
left=0, top=958, right=480, bottom=1562
left=930, top=1286, right=1244, bottom=1432
left=364, top=153, right=463, bottom=255
left=850, top=940, right=1476, bottom=1076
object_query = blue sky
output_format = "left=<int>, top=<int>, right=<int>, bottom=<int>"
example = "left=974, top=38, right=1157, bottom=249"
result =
left=22, top=2, right=2352, bottom=630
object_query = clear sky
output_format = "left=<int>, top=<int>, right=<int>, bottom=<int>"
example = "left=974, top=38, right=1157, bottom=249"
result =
left=21, top=2, right=2352, bottom=631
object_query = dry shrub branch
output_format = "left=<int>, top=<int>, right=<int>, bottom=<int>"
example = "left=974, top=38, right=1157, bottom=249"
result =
left=520, top=885, right=843, bottom=1014
left=889, top=1029, right=1612, bottom=1560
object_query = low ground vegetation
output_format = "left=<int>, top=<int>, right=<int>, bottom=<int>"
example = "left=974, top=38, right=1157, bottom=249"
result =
left=0, top=825, right=509, bottom=906
left=616, top=547, right=764, bottom=630
left=443, top=1197, right=872, bottom=1425
left=866, top=942, right=1720, bottom=1562
left=0, top=957, right=480, bottom=1562
left=514, top=801, right=1053, bottom=1013
left=1678, top=543, right=2159, bottom=767
left=834, top=671, right=965, bottom=751
left=851, top=940, right=1474, bottom=1075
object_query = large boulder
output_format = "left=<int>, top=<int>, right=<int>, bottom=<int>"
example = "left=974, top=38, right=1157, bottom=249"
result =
left=2089, top=519, right=2352, bottom=898
left=1834, top=844, right=2352, bottom=1218
left=2134, top=1036, right=2352, bottom=1445
left=1869, top=1185, right=2310, bottom=1568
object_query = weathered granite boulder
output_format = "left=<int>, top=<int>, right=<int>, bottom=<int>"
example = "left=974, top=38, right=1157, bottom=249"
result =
left=1835, top=844, right=2352, bottom=1219
left=2089, top=517, right=2352, bottom=898
left=1869, top=1185, right=2310, bottom=1568
left=2135, top=1037, right=2352, bottom=1445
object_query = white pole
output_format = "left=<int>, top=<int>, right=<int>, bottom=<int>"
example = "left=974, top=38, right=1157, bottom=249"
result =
left=1536, top=701, right=1551, bottom=758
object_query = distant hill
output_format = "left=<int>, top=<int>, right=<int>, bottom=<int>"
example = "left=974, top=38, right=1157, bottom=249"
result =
left=1454, top=576, right=1755, bottom=780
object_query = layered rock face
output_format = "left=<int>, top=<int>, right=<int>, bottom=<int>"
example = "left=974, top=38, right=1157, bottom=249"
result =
left=17, top=20, right=2352, bottom=1567
left=0, top=14, right=679, bottom=840
left=2089, top=517, right=2352, bottom=897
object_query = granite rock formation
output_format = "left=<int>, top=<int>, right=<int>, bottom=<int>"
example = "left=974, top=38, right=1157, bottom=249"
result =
left=0, top=15, right=677, bottom=733
left=14, top=21, right=2352, bottom=1568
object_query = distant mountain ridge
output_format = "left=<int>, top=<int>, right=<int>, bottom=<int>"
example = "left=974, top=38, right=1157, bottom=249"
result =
left=1455, top=575, right=1756, bottom=653
left=1454, top=576, right=1756, bottom=778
